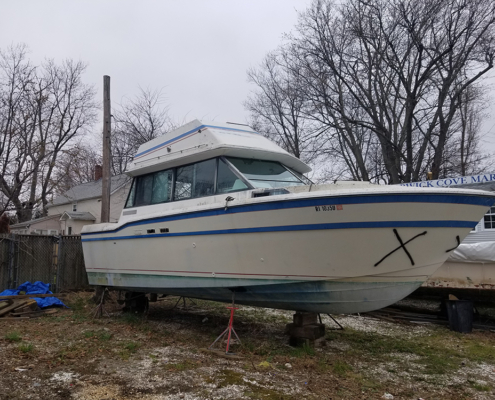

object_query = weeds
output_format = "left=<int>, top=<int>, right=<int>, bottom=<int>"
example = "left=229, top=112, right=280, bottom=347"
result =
left=119, top=341, right=140, bottom=360
left=83, top=330, right=113, bottom=341
left=18, top=343, right=33, bottom=353
left=469, top=380, right=491, bottom=392
left=5, top=331, right=22, bottom=342
left=332, top=359, right=353, bottom=376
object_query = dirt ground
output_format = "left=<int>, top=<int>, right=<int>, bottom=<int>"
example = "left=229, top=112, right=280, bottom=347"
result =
left=0, top=292, right=494, bottom=400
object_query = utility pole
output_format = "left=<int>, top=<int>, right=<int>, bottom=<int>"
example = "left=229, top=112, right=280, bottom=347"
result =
left=101, top=75, right=111, bottom=223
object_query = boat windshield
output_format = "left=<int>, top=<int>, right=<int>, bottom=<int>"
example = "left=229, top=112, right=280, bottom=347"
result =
left=227, top=157, right=305, bottom=188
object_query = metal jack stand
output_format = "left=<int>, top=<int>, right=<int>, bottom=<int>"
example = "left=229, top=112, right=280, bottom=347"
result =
left=209, top=292, right=241, bottom=354
left=325, top=313, right=344, bottom=330
left=173, top=296, right=197, bottom=309
left=93, top=287, right=110, bottom=319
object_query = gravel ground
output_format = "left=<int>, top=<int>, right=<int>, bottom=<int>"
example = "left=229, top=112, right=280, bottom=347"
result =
left=0, top=293, right=494, bottom=399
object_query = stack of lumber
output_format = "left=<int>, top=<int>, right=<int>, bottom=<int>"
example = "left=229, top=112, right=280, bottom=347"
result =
left=0, top=294, right=60, bottom=319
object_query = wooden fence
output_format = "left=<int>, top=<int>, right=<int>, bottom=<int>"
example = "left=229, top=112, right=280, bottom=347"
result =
left=0, top=234, right=89, bottom=292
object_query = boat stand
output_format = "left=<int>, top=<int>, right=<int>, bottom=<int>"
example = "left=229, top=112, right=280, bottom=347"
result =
left=171, top=296, right=197, bottom=310
left=209, top=292, right=241, bottom=355
left=324, top=313, right=344, bottom=330
left=93, top=287, right=110, bottom=319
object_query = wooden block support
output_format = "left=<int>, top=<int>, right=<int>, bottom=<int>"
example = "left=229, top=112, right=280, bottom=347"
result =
left=293, top=312, right=318, bottom=327
left=286, top=323, right=325, bottom=340
left=288, top=312, right=326, bottom=348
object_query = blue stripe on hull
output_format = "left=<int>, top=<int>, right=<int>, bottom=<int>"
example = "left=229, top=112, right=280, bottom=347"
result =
left=81, top=193, right=494, bottom=236
left=81, top=219, right=475, bottom=242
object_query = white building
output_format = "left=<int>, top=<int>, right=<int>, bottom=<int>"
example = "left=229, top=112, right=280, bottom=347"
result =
left=10, top=174, right=131, bottom=235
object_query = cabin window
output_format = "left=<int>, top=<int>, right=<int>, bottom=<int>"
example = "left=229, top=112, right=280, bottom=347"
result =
left=174, top=159, right=216, bottom=200
left=125, top=157, right=251, bottom=208
left=483, top=206, right=495, bottom=229
left=226, top=157, right=304, bottom=188
left=72, top=203, right=77, bottom=212
left=125, top=179, right=136, bottom=208
left=151, top=170, right=173, bottom=204
left=135, top=174, right=154, bottom=206
left=217, top=158, right=248, bottom=193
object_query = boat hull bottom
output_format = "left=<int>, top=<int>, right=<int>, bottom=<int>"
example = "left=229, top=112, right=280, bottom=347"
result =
left=88, top=272, right=423, bottom=314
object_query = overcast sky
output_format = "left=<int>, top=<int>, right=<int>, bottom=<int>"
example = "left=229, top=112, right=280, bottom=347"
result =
left=2, top=0, right=495, bottom=152
left=1, top=0, right=311, bottom=131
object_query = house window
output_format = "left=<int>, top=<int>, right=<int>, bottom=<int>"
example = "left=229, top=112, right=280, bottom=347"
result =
left=72, top=203, right=77, bottom=212
left=68, top=226, right=72, bottom=235
left=483, top=207, right=495, bottom=229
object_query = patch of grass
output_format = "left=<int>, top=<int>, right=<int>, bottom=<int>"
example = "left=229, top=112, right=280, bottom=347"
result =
left=215, top=369, right=245, bottom=387
left=99, top=331, right=113, bottom=341
left=120, top=313, right=143, bottom=325
left=462, top=339, right=495, bottom=364
left=332, top=360, right=353, bottom=376
left=119, top=341, right=140, bottom=360
left=83, top=330, right=113, bottom=341
left=335, top=327, right=462, bottom=375
left=5, top=331, right=22, bottom=342
left=289, top=342, right=315, bottom=357
left=18, top=343, right=33, bottom=353
left=66, top=296, right=86, bottom=312
left=209, top=369, right=287, bottom=399
left=124, top=342, right=139, bottom=352
left=469, top=380, right=491, bottom=392
left=166, top=360, right=197, bottom=371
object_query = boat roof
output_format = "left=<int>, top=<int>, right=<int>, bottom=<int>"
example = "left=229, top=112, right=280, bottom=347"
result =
left=126, top=120, right=312, bottom=177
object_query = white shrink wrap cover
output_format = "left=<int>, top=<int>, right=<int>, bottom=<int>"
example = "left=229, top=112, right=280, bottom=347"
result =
left=448, top=241, right=495, bottom=263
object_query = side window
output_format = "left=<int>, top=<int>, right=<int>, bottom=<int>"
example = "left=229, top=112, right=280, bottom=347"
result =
left=151, top=170, right=173, bottom=204
left=193, top=159, right=216, bottom=198
left=175, top=165, right=194, bottom=200
left=217, top=158, right=248, bottom=193
left=125, top=179, right=136, bottom=208
left=135, top=174, right=153, bottom=206
left=174, top=159, right=216, bottom=200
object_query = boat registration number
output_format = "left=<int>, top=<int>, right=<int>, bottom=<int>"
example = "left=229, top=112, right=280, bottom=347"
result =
left=315, top=205, right=343, bottom=211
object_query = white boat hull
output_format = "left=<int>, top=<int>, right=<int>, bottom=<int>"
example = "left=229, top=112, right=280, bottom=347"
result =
left=81, top=189, right=494, bottom=313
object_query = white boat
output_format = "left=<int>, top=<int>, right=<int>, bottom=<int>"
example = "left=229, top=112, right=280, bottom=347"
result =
left=81, top=120, right=495, bottom=314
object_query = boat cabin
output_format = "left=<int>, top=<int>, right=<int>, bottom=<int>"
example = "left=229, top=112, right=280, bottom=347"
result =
left=125, top=156, right=309, bottom=208
left=124, top=120, right=311, bottom=208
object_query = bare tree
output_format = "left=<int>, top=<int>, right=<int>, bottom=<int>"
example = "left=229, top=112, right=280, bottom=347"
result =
left=245, top=48, right=323, bottom=165
left=52, top=142, right=102, bottom=195
left=0, top=44, right=38, bottom=220
left=246, top=0, right=495, bottom=183
left=0, top=45, right=98, bottom=221
left=112, top=87, right=173, bottom=174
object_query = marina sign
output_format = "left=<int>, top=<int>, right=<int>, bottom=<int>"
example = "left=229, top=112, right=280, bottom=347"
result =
left=400, top=173, right=495, bottom=188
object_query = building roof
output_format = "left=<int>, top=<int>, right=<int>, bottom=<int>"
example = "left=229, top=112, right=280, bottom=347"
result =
left=60, top=211, right=96, bottom=221
left=49, top=174, right=130, bottom=207
left=10, top=214, right=62, bottom=229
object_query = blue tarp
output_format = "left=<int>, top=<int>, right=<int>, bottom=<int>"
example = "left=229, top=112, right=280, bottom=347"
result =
left=0, top=281, right=67, bottom=308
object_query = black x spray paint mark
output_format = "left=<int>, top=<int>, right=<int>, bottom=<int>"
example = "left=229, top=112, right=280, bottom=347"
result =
left=374, top=229, right=427, bottom=267
left=445, top=235, right=460, bottom=253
